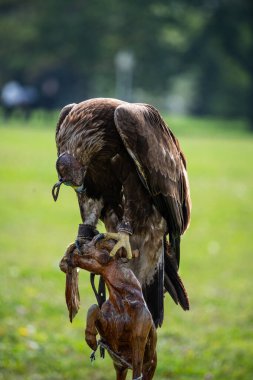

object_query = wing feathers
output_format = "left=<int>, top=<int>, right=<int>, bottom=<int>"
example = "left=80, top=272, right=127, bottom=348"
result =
left=114, top=103, right=191, bottom=266
left=114, top=103, right=190, bottom=233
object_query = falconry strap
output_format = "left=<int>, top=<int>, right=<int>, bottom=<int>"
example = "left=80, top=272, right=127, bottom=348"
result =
left=89, top=273, right=106, bottom=308
left=90, top=341, right=143, bottom=379
left=90, top=340, right=132, bottom=368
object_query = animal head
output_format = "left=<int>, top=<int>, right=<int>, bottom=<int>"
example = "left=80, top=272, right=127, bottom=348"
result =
left=52, top=152, right=85, bottom=201
left=60, top=239, right=114, bottom=276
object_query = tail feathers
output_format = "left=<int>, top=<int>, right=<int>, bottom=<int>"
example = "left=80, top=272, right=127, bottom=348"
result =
left=142, top=237, right=189, bottom=328
left=143, top=250, right=164, bottom=328
left=169, top=234, right=181, bottom=269
left=164, top=239, right=190, bottom=311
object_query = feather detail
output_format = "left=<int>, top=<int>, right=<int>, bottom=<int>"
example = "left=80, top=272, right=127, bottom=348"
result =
left=164, top=240, right=190, bottom=310
left=114, top=102, right=191, bottom=267
left=54, top=98, right=191, bottom=325
left=142, top=239, right=164, bottom=328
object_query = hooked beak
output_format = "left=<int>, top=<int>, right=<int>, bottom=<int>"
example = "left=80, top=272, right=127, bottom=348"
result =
left=52, top=179, right=64, bottom=202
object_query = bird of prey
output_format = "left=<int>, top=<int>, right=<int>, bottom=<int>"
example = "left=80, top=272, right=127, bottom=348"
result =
left=52, top=98, right=191, bottom=327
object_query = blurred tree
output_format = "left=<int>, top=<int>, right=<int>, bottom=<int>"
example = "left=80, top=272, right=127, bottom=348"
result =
left=185, top=0, right=253, bottom=127
left=0, top=0, right=252, bottom=127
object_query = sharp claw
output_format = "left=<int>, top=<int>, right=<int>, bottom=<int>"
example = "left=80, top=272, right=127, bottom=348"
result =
left=75, top=239, right=82, bottom=254
left=94, top=232, right=133, bottom=260
left=90, top=351, right=96, bottom=362
left=126, top=250, right=132, bottom=260
left=93, top=233, right=105, bottom=245
left=109, top=242, right=121, bottom=257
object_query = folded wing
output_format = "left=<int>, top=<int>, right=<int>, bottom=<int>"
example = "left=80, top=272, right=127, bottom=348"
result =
left=114, top=103, right=191, bottom=268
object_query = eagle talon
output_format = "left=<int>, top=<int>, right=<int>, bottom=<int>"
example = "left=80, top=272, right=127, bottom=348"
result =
left=75, top=239, right=82, bottom=254
left=98, top=232, right=132, bottom=260
left=93, top=233, right=105, bottom=245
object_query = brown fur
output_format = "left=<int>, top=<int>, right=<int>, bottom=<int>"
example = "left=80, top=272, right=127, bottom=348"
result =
left=60, top=239, right=157, bottom=380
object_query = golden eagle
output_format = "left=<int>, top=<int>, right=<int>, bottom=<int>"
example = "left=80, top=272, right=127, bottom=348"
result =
left=52, top=98, right=191, bottom=327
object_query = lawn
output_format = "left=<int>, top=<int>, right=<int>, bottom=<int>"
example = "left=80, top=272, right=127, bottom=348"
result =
left=0, top=113, right=253, bottom=380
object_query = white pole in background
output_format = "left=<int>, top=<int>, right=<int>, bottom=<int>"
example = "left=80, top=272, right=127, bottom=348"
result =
left=115, top=51, right=135, bottom=101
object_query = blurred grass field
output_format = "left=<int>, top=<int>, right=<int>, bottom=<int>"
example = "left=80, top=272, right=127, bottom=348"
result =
left=0, top=113, right=253, bottom=380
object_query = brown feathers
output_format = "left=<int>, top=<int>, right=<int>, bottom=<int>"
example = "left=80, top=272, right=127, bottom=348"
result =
left=55, top=98, right=191, bottom=325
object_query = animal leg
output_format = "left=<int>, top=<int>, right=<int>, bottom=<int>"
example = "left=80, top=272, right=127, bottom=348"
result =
left=142, top=325, right=157, bottom=380
left=77, top=192, right=103, bottom=226
left=85, top=304, right=101, bottom=351
left=131, top=335, right=147, bottom=380
left=114, top=363, right=128, bottom=380
left=142, top=351, right=157, bottom=380
left=131, top=310, right=154, bottom=380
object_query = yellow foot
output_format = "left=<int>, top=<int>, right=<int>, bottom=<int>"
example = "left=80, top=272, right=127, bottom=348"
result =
left=96, top=232, right=132, bottom=260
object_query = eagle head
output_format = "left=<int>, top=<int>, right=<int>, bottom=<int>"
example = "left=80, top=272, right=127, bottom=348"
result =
left=52, top=152, right=85, bottom=201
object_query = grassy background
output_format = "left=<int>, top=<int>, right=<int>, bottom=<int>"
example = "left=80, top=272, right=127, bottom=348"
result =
left=0, top=113, right=253, bottom=380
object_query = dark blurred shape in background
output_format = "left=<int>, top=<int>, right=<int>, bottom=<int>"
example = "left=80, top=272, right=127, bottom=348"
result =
left=0, top=0, right=252, bottom=128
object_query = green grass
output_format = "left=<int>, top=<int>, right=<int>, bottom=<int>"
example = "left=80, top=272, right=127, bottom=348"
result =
left=0, top=113, right=253, bottom=379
